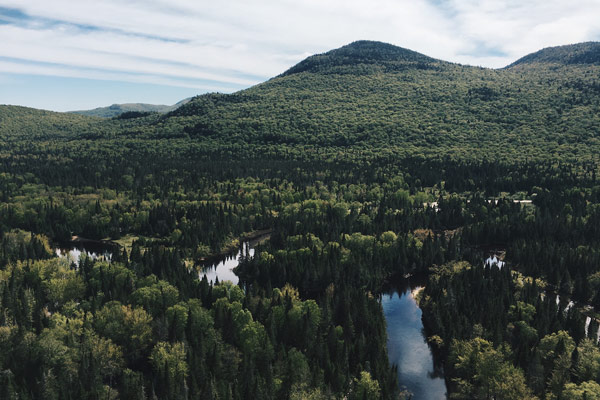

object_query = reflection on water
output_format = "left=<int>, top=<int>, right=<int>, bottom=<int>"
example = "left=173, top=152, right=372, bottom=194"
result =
left=55, top=243, right=114, bottom=267
left=200, top=244, right=254, bottom=285
left=382, top=280, right=447, bottom=399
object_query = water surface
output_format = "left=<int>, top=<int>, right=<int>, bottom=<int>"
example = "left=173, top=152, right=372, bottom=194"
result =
left=56, top=241, right=115, bottom=267
left=382, top=281, right=447, bottom=399
left=199, top=244, right=254, bottom=284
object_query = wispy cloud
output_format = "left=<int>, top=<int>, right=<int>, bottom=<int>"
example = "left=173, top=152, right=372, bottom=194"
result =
left=0, top=0, right=599, bottom=110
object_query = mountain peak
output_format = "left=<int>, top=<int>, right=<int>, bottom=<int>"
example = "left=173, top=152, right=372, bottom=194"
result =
left=337, top=40, right=427, bottom=55
left=281, top=40, right=438, bottom=76
left=508, top=42, right=600, bottom=67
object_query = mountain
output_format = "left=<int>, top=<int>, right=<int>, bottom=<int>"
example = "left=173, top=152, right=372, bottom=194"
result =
left=2, top=40, right=600, bottom=165
left=165, top=40, right=600, bottom=163
left=0, top=104, right=100, bottom=140
left=508, top=42, right=600, bottom=67
left=70, top=97, right=192, bottom=118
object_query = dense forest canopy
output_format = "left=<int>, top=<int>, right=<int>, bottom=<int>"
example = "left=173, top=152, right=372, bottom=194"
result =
left=1, top=40, right=600, bottom=399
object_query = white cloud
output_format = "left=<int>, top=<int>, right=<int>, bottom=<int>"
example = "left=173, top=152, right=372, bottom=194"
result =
left=437, top=0, right=600, bottom=66
left=0, top=25, right=267, bottom=85
left=0, top=59, right=236, bottom=92
left=0, top=0, right=599, bottom=90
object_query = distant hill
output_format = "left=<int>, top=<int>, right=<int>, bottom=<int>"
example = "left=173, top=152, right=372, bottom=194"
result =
left=70, top=97, right=192, bottom=118
left=508, top=42, right=600, bottom=67
left=0, top=105, right=100, bottom=140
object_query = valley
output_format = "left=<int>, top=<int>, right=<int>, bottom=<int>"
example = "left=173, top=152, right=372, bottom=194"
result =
left=1, top=40, right=600, bottom=399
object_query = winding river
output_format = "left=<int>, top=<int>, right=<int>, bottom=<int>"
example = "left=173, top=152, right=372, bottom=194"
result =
left=58, top=240, right=447, bottom=398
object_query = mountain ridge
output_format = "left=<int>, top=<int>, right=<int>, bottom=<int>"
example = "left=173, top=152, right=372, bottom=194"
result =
left=4, top=40, right=599, bottom=117
left=70, top=97, right=192, bottom=118
left=160, top=39, right=600, bottom=165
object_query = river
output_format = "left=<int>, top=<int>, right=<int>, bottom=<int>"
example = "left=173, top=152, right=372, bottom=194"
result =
left=382, top=279, right=448, bottom=399
left=57, top=239, right=447, bottom=398
left=204, top=244, right=448, bottom=399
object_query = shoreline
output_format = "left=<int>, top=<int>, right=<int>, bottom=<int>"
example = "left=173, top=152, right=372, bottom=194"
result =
left=197, top=229, right=273, bottom=264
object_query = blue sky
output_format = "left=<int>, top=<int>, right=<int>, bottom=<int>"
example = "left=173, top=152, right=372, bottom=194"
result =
left=1, top=0, right=599, bottom=112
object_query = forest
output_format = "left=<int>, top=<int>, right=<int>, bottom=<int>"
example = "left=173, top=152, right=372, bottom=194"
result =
left=1, top=40, right=600, bottom=399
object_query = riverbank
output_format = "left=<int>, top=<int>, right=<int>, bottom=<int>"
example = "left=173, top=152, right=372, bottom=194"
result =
left=66, top=235, right=121, bottom=248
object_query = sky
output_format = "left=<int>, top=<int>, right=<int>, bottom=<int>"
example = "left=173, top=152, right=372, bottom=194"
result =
left=1, top=0, right=599, bottom=111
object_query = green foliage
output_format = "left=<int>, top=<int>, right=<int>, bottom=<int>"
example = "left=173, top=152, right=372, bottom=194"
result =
left=573, top=339, right=600, bottom=383
left=150, top=342, right=189, bottom=399
left=448, top=338, right=536, bottom=399
left=563, top=381, right=600, bottom=400
left=352, top=371, right=381, bottom=400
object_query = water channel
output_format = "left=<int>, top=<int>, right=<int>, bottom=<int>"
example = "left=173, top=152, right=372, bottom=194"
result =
left=382, top=279, right=447, bottom=399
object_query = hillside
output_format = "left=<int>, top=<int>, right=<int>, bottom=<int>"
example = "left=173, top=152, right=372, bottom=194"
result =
left=0, top=105, right=101, bottom=141
left=70, top=97, right=191, bottom=118
left=164, top=40, right=600, bottom=164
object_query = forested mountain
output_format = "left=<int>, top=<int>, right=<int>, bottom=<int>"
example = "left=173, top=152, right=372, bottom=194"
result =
left=69, top=98, right=192, bottom=118
left=1, top=41, right=600, bottom=399
left=166, top=40, right=600, bottom=163
left=2, top=40, right=600, bottom=164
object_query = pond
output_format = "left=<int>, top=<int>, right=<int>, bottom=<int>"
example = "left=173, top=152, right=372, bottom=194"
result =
left=382, top=279, right=447, bottom=399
